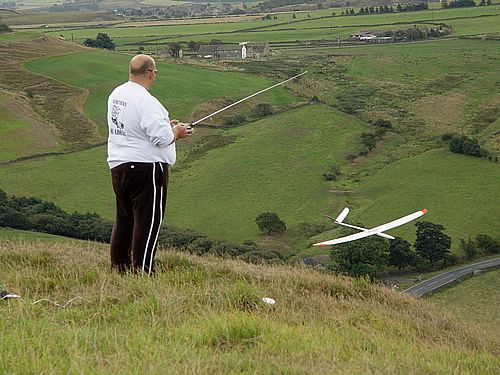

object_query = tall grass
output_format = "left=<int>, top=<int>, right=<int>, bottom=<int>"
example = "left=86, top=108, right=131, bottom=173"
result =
left=1, top=240, right=499, bottom=374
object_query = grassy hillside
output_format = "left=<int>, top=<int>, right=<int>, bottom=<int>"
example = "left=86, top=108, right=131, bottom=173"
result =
left=168, top=104, right=365, bottom=240
left=0, top=104, right=366, bottom=239
left=26, top=49, right=298, bottom=135
left=1, top=240, right=499, bottom=374
left=312, top=149, right=500, bottom=252
left=2, top=38, right=499, bottom=246
left=429, top=269, right=500, bottom=333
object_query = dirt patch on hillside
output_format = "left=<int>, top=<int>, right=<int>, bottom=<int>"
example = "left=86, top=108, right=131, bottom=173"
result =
left=189, top=97, right=234, bottom=125
left=0, top=36, right=102, bottom=152
left=412, top=92, right=468, bottom=136
left=0, top=91, right=58, bottom=150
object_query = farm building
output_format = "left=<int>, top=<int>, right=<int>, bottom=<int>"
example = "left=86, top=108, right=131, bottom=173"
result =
left=245, top=43, right=270, bottom=58
left=197, top=42, right=269, bottom=59
left=197, top=44, right=246, bottom=59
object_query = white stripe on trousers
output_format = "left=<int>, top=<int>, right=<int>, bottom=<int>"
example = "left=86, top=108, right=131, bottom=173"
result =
left=148, top=163, right=164, bottom=274
left=142, top=163, right=157, bottom=273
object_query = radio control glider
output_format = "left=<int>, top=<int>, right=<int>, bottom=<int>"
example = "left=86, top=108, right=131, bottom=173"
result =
left=313, top=208, right=427, bottom=246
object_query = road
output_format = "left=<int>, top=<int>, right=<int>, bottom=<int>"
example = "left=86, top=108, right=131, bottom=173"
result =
left=404, top=257, right=500, bottom=298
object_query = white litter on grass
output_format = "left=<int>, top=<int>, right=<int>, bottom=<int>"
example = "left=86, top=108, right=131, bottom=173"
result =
left=262, top=297, right=276, bottom=305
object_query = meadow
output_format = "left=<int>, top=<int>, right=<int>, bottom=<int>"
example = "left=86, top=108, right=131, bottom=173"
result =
left=1, top=240, right=499, bottom=374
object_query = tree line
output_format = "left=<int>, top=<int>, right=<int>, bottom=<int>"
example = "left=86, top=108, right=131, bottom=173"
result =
left=342, top=3, right=428, bottom=16
left=0, top=189, right=284, bottom=264
left=0, top=188, right=113, bottom=242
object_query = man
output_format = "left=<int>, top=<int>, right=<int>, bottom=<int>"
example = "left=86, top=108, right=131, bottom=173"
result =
left=107, top=54, right=192, bottom=274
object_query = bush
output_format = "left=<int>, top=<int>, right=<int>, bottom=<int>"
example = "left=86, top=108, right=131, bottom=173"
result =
left=475, top=234, right=500, bottom=254
left=449, top=135, right=485, bottom=157
left=239, top=250, right=284, bottom=264
left=157, top=225, right=203, bottom=248
left=0, top=209, right=30, bottom=230
left=223, top=113, right=246, bottom=126
left=212, top=243, right=252, bottom=257
left=373, top=119, right=393, bottom=129
left=440, top=132, right=455, bottom=142
left=252, top=103, right=273, bottom=118
left=310, top=95, right=320, bottom=103
left=360, top=132, right=377, bottom=151
left=442, top=253, right=461, bottom=268
left=0, top=188, right=6, bottom=205
left=323, top=165, right=341, bottom=181
left=187, top=237, right=214, bottom=255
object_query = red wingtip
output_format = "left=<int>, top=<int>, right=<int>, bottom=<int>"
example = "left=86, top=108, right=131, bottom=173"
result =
left=421, top=209, right=428, bottom=214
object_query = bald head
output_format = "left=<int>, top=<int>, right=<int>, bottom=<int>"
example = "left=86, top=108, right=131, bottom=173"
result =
left=129, top=54, right=156, bottom=77
left=129, top=54, right=157, bottom=90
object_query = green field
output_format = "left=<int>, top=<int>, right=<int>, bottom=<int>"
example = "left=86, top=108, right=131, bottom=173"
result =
left=429, top=269, right=500, bottom=333
left=42, top=6, right=500, bottom=47
left=25, top=49, right=297, bottom=135
left=1, top=241, right=498, bottom=374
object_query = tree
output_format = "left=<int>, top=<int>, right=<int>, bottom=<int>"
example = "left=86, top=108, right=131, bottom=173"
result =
left=388, top=237, right=416, bottom=271
left=414, top=221, right=451, bottom=268
left=328, top=236, right=388, bottom=279
left=460, top=238, right=477, bottom=261
left=255, top=212, right=286, bottom=235
left=83, top=33, right=116, bottom=50
left=0, top=23, right=11, bottom=33
left=168, top=42, right=182, bottom=58
left=187, top=40, right=200, bottom=51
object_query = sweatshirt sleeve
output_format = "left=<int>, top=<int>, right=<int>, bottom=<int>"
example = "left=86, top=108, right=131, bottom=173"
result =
left=139, top=98, right=175, bottom=147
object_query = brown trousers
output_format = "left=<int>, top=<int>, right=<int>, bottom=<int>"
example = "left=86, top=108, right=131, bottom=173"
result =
left=110, top=162, right=168, bottom=274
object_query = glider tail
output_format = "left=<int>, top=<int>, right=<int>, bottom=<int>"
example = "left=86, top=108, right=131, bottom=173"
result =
left=335, top=207, right=349, bottom=223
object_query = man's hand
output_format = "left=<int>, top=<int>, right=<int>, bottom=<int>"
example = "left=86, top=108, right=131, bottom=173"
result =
left=172, top=121, right=194, bottom=140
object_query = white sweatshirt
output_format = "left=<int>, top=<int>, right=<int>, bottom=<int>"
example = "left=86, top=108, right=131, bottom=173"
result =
left=107, top=81, right=176, bottom=169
